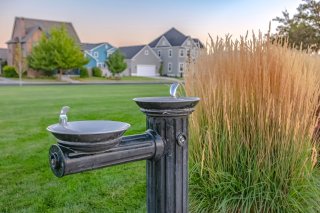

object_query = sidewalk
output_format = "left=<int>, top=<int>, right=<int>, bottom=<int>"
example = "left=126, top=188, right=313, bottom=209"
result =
left=0, top=76, right=181, bottom=86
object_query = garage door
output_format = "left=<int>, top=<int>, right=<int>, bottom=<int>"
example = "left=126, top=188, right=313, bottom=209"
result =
left=136, top=65, right=156, bottom=76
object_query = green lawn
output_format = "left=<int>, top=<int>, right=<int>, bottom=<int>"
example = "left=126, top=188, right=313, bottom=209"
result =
left=0, top=84, right=169, bottom=212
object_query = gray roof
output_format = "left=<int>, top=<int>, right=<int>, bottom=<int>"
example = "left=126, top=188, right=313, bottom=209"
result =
left=192, top=38, right=205, bottom=48
left=81, top=43, right=105, bottom=51
left=0, top=48, right=8, bottom=60
left=149, top=28, right=188, bottom=47
left=118, top=45, right=145, bottom=59
left=8, top=17, right=80, bottom=44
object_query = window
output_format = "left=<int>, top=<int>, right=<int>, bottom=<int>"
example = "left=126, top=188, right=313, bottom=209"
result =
left=145, top=50, right=149, bottom=55
left=179, top=63, right=184, bottom=72
left=179, top=49, right=184, bottom=57
left=158, top=50, right=161, bottom=57
left=97, top=63, right=105, bottom=68
left=187, top=49, right=190, bottom=57
left=168, top=63, right=172, bottom=72
left=94, top=52, right=99, bottom=58
left=168, top=49, right=172, bottom=57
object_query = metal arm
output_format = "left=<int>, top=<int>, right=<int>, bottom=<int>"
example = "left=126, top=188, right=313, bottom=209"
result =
left=49, top=130, right=165, bottom=177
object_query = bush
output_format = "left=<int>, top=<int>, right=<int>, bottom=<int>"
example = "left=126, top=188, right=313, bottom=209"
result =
left=158, top=63, right=163, bottom=76
left=185, top=34, right=320, bottom=212
left=79, top=67, right=89, bottom=78
left=92, top=67, right=102, bottom=77
left=3, top=66, right=18, bottom=78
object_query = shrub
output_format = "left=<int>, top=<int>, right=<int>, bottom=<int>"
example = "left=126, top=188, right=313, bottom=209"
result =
left=106, top=50, right=127, bottom=77
left=158, top=62, right=163, bottom=76
left=185, top=34, right=320, bottom=212
left=92, top=67, right=102, bottom=77
left=79, top=67, right=89, bottom=78
left=3, top=66, right=18, bottom=78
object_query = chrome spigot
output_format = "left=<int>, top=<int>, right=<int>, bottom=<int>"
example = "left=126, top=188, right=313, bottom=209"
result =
left=59, top=106, right=70, bottom=127
left=170, top=83, right=180, bottom=98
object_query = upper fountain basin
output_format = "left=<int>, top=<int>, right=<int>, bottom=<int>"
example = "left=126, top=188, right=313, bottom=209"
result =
left=47, top=120, right=130, bottom=143
left=133, top=97, right=200, bottom=110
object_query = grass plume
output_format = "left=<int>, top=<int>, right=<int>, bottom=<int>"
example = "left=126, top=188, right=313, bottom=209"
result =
left=186, top=33, right=320, bottom=212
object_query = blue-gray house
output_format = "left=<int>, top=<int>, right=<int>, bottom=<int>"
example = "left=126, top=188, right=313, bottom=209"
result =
left=81, top=42, right=116, bottom=76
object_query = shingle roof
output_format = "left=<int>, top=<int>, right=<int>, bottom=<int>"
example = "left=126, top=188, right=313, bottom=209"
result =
left=9, top=17, right=80, bottom=43
left=81, top=42, right=115, bottom=52
left=192, top=38, right=205, bottom=48
left=0, top=48, right=8, bottom=60
left=149, top=28, right=188, bottom=47
left=118, top=45, right=145, bottom=59
left=81, top=43, right=104, bottom=51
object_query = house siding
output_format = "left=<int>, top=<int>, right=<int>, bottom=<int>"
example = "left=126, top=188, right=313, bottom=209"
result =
left=7, top=17, right=81, bottom=76
left=83, top=43, right=115, bottom=76
left=149, top=29, right=203, bottom=77
left=85, top=55, right=97, bottom=68
left=153, top=46, right=188, bottom=77
left=125, top=46, right=161, bottom=76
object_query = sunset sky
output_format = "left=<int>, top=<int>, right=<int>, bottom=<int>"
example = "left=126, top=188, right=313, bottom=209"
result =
left=0, top=0, right=301, bottom=48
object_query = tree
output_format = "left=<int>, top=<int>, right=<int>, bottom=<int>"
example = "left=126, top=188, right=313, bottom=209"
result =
left=273, top=0, right=320, bottom=51
left=13, top=42, right=27, bottom=86
left=106, top=50, right=127, bottom=77
left=28, top=26, right=88, bottom=79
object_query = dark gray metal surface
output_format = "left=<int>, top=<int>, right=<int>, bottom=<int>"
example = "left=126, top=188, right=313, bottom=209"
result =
left=47, top=120, right=130, bottom=143
left=47, top=84, right=199, bottom=212
left=49, top=130, right=164, bottom=177
left=56, top=137, right=121, bottom=153
left=134, top=96, right=199, bottom=213
left=133, top=97, right=200, bottom=110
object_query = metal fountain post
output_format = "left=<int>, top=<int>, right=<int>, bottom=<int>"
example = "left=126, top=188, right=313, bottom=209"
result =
left=47, top=83, right=199, bottom=213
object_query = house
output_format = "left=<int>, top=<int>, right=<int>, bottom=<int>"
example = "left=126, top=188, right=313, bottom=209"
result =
left=81, top=42, right=116, bottom=76
left=0, top=48, right=8, bottom=74
left=118, top=45, right=161, bottom=76
left=149, top=27, right=204, bottom=77
left=6, top=17, right=80, bottom=76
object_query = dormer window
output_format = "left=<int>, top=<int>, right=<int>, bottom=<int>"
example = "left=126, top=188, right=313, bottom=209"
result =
left=145, top=50, right=149, bottom=55
left=168, top=49, right=172, bottom=57
left=94, top=52, right=98, bottom=58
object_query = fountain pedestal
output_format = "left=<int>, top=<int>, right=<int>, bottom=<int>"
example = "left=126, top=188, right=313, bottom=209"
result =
left=47, top=84, right=199, bottom=213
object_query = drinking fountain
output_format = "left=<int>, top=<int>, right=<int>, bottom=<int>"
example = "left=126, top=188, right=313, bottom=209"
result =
left=47, top=83, right=200, bottom=213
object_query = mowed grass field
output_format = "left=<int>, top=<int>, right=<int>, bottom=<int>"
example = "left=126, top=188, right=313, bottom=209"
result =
left=0, top=84, right=168, bottom=212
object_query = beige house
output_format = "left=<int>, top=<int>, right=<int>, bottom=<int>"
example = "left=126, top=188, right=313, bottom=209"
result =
left=6, top=17, right=80, bottom=76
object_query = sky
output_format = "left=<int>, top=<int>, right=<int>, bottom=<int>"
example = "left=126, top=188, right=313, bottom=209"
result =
left=0, top=0, right=301, bottom=48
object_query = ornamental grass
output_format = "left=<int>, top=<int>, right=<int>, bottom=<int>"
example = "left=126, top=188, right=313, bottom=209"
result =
left=185, top=33, right=320, bottom=212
